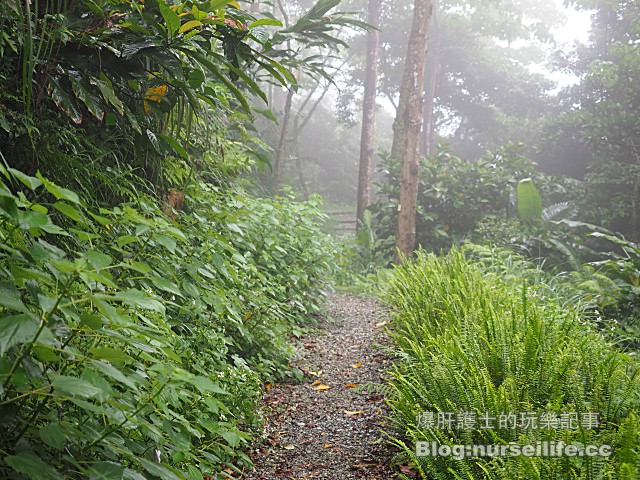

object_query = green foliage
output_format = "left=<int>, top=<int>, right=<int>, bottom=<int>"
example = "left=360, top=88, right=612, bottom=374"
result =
left=385, top=248, right=640, bottom=479
left=370, top=144, right=567, bottom=256
left=0, top=0, right=363, bottom=201
left=0, top=165, right=335, bottom=478
left=544, top=0, right=640, bottom=240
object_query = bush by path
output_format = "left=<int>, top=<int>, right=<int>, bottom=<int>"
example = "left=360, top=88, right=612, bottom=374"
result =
left=0, top=166, right=335, bottom=479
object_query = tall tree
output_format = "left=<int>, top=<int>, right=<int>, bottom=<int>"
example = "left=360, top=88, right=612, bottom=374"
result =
left=421, top=0, right=440, bottom=157
left=356, top=0, right=381, bottom=228
left=375, top=0, right=559, bottom=160
left=393, top=0, right=433, bottom=261
left=546, top=0, right=640, bottom=239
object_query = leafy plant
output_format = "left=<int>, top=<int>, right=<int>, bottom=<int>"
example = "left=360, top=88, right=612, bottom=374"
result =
left=0, top=163, right=335, bottom=478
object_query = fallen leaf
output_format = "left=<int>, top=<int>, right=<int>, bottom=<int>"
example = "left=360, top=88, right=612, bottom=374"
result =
left=323, top=443, right=333, bottom=449
left=344, top=410, right=365, bottom=416
left=310, top=380, right=322, bottom=387
left=283, top=444, right=296, bottom=450
left=344, top=383, right=359, bottom=389
left=308, top=369, right=323, bottom=377
left=375, top=321, right=388, bottom=328
left=265, top=382, right=272, bottom=392
left=312, top=383, right=331, bottom=391
left=399, top=465, right=419, bottom=478
left=351, top=361, right=363, bottom=369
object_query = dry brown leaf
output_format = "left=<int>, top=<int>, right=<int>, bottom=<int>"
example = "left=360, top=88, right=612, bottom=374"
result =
left=351, top=361, right=363, bottom=369
left=344, top=410, right=365, bottom=416
left=312, top=383, right=331, bottom=391
left=308, top=369, right=323, bottom=377
left=264, top=382, right=272, bottom=392
left=310, top=380, right=322, bottom=387
left=322, top=443, right=333, bottom=449
left=344, top=383, right=359, bottom=389
left=399, top=465, right=419, bottom=478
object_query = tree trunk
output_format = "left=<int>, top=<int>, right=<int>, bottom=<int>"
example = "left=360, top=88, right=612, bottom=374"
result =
left=421, top=0, right=440, bottom=157
left=273, top=88, right=293, bottom=192
left=393, top=0, right=433, bottom=262
left=356, top=0, right=381, bottom=229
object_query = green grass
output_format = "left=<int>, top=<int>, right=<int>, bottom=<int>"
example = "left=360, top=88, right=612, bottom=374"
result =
left=385, top=249, right=640, bottom=480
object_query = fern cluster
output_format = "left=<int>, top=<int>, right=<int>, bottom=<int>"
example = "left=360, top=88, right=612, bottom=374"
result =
left=385, top=249, right=640, bottom=479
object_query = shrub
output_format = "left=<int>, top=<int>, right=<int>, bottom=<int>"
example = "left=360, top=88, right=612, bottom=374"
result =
left=0, top=165, right=335, bottom=478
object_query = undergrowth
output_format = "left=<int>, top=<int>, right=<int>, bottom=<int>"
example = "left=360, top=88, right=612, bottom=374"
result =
left=0, top=164, right=335, bottom=478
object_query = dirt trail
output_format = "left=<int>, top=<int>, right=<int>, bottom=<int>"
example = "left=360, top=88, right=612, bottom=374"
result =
left=242, top=294, right=397, bottom=479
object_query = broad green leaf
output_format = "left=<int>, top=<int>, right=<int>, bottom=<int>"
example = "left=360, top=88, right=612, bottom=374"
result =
left=159, top=134, right=189, bottom=160
left=19, top=210, right=49, bottom=231
left=138, top=458, right=184, bottom=480
left=91, top=360, right=138, bottom=390
left=123, top=469, right=148, bottom=480
left=80, top=313, right=103, bottom=330
left=187, top=375, right=228, bottom=394
left=150, top=276, right=183, bottom=297
left=33, top=345, right=62, bottom=362
left=8, top=168, right=42, bottom=190
left=221, top=429, right=242, bottom=447
left=249, top=18, right=283, bottom=28
left=89, top=347, right=133, bottom=364
left=116, top=235, right=139, bottom=247
left=40, top=221, right=71, bottom=236
left=88, top=462, right=125, bottom=480
left=93, top=77, right=125, bottom=115
left=516, top=178, right=543, bottom=222
left=85, top=251, right=113, bottom=270
left=36, top=172, right=81, bottom=204
left=70, top=74, right=105, bottom=121
left=184, top=50, right=251, bottom=113
left=188, top=68, right=205, bottom=90
left=52, top=374, right=104, bottom=398
left=39, top=422, right=67, bottom=450
left=159, top=0, right=181, bottom=37
left=80, top=368, right=114, bottom=402
left=49, top=77, right=83, bottom=125
left=0, top=195, right=19, bottom=221
left=53, top=201, right=82, bottom=222
left=0, top=314, right=38, bottom=355
left=107, top=289, right=166, bottom=313
left=0, top=283, right=30, bottom=314
left=179, top=19, right=202, bottom=33
left=186, top=465, right=204, bottom=480
left=226, top=223, right=243, bottom=235
left=10, top=266, right=53, bottom=285
left=5, top=452, right=61, bottom=480
left=50, top=258, right=77, bottom=273
left=154, top=234, right=177, bottom=253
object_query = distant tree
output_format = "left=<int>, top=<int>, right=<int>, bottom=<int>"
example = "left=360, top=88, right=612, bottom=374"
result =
left=549, top=0, right=640, bottom=239
left=356, top=0, right=381, bottom=227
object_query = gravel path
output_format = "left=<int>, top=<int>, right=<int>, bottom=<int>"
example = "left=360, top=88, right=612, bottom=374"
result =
left=242, top=294, right=396, bottom=479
